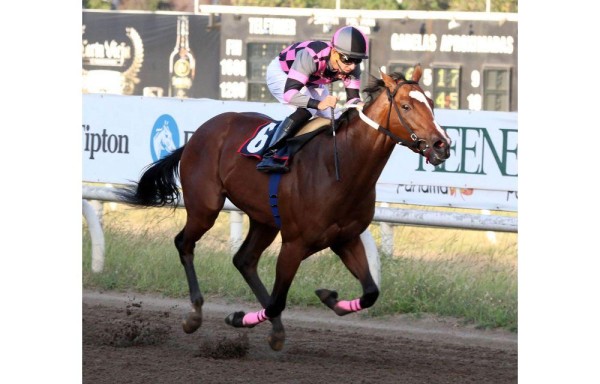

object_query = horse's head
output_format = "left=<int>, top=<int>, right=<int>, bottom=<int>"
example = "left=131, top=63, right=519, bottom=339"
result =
left=364, top=65, right=451, bottom=165
left=154, top=122, right=177, bottom=154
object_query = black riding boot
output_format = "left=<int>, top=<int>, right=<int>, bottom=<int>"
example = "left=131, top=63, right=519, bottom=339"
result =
left=256, top=117, right=299, bottom=173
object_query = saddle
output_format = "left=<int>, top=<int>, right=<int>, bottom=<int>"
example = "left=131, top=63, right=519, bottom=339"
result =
left=238, top=117, right=331, bottom=161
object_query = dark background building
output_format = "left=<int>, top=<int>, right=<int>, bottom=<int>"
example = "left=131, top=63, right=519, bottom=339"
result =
left=82, top=7, right=517, bottom=111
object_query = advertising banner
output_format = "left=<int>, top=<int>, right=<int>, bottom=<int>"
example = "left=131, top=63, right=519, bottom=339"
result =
left=82, top=94, right=289, bottom=184
left=82, top=11, right=220, bottom=99
left=82, top=95, right=517, bottom=211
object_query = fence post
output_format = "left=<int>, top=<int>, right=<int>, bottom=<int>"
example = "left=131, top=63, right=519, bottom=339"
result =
left=360, top=230, right=380, bottom=288
left=82, top=199, right=105, bottom=273
left=230, top=211, right=243, bottom=254
left=379, top=202, right=394, bottom=256
left=481, top=209, right=497, bottom=244
left=89, top=199, right=104, bottom=225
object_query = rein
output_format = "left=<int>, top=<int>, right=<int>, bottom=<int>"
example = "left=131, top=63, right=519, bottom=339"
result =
left=347, top=80, right=429, bottom=154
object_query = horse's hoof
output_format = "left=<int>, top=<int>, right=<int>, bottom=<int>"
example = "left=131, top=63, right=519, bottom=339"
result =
left=182, top=311, right=202, bottom=334
left=268, top=330, right=286, bottom=351
left=225, top=311, right=248, bottom=328
left=315, top=289, right=338, bottom=301
left=315, top=289, right=339, bottom=310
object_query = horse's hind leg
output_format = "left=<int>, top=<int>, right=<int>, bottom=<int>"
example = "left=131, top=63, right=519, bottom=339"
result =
left=175, top=207, right=222, bottom=334
left=316, top=235, right=380, bottom=316
left=229, top=219, right=286, bottom=351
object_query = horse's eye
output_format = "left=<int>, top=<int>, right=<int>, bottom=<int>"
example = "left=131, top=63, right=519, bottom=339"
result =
left=402, top=104, right=410, bottom=111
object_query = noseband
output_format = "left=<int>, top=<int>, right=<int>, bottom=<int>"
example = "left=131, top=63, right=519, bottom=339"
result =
left=380, top=80, right=429, bottom=154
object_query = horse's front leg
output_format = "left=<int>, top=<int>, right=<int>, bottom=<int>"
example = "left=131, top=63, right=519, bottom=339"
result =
left=316, top=234, right=379, bottom=316
left=226, top=242, right=305, bottom=351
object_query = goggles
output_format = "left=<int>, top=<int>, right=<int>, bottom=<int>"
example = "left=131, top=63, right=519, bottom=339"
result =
left=338, top=52, right=362, bottom=66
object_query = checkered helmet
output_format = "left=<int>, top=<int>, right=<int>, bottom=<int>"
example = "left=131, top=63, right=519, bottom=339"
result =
left=332, top=26, right=369, bottom=59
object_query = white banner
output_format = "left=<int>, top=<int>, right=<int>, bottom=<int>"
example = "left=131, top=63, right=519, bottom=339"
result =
left=82, top=94, right=517, bottom=211
left=376, top=184, right=517, bottom=212
left=379, top=109, right=517, bottom=191
left=376, top=109, right=518, bottom=211
left=82, top=94, right=289, bottom=184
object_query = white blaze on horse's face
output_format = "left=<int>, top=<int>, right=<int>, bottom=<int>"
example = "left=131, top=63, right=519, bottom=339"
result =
left=409, top=90, right=451, bottom=143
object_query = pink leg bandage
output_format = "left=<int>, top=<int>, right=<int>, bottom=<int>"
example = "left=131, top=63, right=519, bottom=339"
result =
left=242, top=309, right=269, bottom=326
left=335, top=298, right=362, bottom=312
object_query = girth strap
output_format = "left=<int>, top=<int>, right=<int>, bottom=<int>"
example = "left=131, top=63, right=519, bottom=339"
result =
left=268, top=173, right=282, bottom=228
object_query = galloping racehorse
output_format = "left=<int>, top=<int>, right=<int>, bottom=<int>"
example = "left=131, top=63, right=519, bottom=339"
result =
left=118, top=65, right=451, bottom=351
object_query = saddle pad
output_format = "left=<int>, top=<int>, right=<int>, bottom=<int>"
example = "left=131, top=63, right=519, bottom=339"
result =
left=238, top=118, right=330, bottom=161
left=237, top=121, right=279, bottom=159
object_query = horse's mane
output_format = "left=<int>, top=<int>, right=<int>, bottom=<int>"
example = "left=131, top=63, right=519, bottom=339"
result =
left=337, top=71, right=408, bottom=125
left=362, top=72, right=407, bottom=104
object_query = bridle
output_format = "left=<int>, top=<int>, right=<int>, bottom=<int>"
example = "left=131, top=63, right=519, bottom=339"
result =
left=378, top=80, right=430, bottom=154
left=345, top=80, right=431, bottom=154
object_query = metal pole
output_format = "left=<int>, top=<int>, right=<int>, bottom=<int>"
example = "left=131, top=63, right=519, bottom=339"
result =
left=82, top=185, right=518, bottom=232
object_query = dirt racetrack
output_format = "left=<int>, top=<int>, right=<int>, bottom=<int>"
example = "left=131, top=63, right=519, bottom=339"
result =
left=83, top=290, right=517, bottom=383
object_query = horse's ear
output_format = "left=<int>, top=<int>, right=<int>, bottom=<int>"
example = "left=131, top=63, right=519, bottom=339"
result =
left=412, top=64, right=423, bottom=83
left=380, top=70, right=396, bottom=89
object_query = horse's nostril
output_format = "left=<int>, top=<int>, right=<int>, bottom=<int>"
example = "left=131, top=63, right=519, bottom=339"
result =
left=433, top=140, right=450, bottom=157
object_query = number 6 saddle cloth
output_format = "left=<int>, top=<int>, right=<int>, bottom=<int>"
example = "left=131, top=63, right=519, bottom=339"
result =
left=238, top=117, right=330, bottom=162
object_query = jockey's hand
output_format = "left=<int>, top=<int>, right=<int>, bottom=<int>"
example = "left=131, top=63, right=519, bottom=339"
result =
left=317, top=95, right=338, bottom=111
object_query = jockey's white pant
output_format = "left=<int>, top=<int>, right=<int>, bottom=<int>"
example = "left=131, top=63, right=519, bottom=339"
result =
left=266, top=58, right=342, bottom=119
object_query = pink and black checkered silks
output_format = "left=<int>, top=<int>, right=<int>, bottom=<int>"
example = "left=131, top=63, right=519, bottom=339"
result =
left=278, top=41, right=332, bottom=86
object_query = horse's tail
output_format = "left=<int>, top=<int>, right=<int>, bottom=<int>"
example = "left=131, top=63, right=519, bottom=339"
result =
left=117, top=146, right=185, bottom=208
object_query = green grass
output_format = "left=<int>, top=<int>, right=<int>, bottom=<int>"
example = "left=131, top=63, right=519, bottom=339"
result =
left=83, top=203, right=517, bottom=332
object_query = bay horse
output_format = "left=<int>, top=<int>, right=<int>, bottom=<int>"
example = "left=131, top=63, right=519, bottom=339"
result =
left=118, top=65, right=451, bottom=351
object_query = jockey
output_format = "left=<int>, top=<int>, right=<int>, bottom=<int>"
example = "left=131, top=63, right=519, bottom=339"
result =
left=256, top=25, right=369, bottom=173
